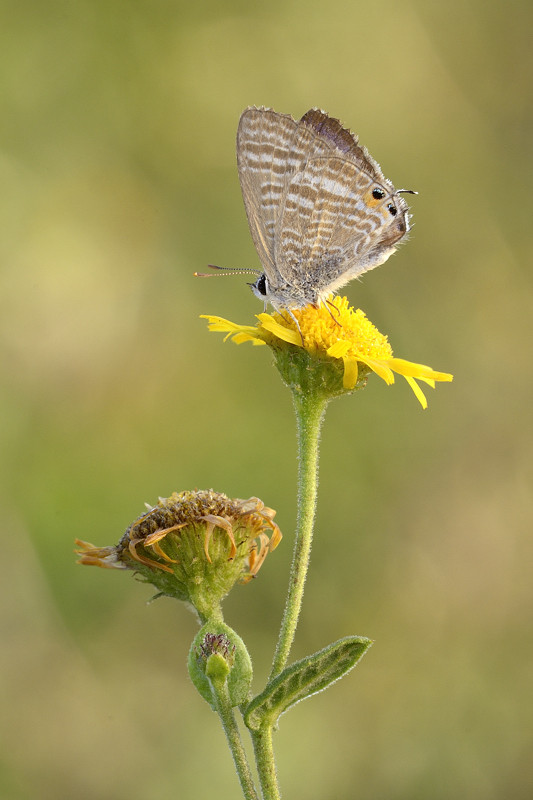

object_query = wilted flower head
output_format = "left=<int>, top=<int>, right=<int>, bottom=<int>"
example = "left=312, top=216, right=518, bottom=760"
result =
left=75, top=490, right=282, bottom=620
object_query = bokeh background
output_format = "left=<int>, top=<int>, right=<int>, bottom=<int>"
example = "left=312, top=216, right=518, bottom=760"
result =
left=1, top=1, right=532, bottom=798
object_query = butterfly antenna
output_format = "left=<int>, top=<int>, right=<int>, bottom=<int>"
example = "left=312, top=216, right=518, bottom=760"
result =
left=397, top=189, right=418, bottom=195
left=194, top=264, right=262, bottom=277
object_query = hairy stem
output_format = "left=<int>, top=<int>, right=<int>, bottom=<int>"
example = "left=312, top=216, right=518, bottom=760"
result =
left=210, top=678, right=259, bottom=800
left=269, top=392, right=328, bottom=680
left=251, top=725, right=281, bottom=800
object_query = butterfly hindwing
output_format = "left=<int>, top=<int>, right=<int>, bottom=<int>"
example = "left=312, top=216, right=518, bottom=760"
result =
left=275, top=156, right=407, bottom=292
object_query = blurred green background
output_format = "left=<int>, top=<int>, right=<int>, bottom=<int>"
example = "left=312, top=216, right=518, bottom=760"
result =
left=1, top=0, right=532, bottom=798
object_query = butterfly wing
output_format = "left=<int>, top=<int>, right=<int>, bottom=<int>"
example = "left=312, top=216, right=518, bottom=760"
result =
left=237, top=107, right=339, bottom=282
left=275, top=155, right=409, bottom=296
left=237, top=108, right=299, bottom=279
left=237, top=107, right=409, bottom=304
left=299, top=109, right=386, bottom=184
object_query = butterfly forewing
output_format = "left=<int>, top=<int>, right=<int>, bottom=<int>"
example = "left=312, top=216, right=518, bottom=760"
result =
left=237, top=108, right=346, bottom=277
left=237, top=109, right=298, bottom=273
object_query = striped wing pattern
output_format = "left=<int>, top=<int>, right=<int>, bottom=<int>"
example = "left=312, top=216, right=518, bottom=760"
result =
left=237, top=109, right=336, bottom=271
left=237, top=109, right=298, bottom=274
left=237, top=107, right=409, bottom=304
left=276, top=157, right=376, bottom=285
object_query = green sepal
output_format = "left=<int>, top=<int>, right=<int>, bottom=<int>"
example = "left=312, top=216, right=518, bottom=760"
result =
left=244, top=636, right=372, bottom=731
left=271, top=343, right=371, bottom=402
left=188, top=620, right=253, bottom=710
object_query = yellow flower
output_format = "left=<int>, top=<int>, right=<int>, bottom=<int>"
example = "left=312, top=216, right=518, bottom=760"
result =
left=201, top=296, right=452, bottom=408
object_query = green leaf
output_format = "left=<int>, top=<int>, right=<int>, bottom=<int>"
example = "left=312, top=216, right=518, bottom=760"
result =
left=244, top=636, right=372, bottom=730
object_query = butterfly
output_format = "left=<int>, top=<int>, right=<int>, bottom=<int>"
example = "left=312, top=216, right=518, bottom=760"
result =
left=234, top=106, right=414, bottom=313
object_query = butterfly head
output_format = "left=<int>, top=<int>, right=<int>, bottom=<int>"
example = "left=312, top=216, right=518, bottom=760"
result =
left=249, top=273, right=269, bottom=301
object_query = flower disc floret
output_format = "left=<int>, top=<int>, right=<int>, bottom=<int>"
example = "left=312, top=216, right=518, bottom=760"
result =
left=273, top=297, right=392, bottom=361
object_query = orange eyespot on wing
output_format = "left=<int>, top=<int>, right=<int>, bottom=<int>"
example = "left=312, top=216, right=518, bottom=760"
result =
left=363, top=186, right=387, bottom=209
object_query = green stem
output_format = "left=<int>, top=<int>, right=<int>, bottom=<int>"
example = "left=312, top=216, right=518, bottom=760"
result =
left=197, top=604, right=224, bottom=626
left=251, top=725, right=281, bottom=800
left=210, top=678, right=259, bottom=800
left=269, top=392, right=328, bottom=681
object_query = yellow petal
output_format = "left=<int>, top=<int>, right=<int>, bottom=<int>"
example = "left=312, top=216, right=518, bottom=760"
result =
left=404, top=376, right=428, bottom=409
left=327, top=340, right=352, bottom=358
left=200, top=514, right=237, bottom=559
left=200, top=315, right=261, bottom=339
left=144, top=523, right=187, bottom=546
left=268, top=522, right=283, bottom=551
left=232, top=332, right=267, bottom=345
left=387, top=358, right=453, bottom=382
left=203, top=522, right=214, bottom=563
left=356, top=355, right=395, bottom=385
left=342, top=356, right=359, bottom=389
left=248, top=533, right=270, bottom=577
left=256, top=313, right=302, bottom=346
left=128, top=538, right=174, bottom=573
left=76, top=556, right=120, bottom=569
left=149, top=540, right=179, bottom=563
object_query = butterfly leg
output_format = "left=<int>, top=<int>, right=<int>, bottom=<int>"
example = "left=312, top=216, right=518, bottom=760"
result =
left=324, top=298, right=343, bottom=328
left=278, top=308, right=305, bottom=345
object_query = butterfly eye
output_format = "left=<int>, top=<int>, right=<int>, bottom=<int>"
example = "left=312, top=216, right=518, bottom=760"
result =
left=372, top=188, right=385, bottom=200
left=255, top=274, right=268, bottom=296
left=387, top=204, right=397, bottom=216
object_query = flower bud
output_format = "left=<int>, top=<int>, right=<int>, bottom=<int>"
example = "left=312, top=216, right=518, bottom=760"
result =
left=188, top=621, right=253, bottom=708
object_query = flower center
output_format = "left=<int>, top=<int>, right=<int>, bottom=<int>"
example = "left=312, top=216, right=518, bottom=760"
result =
left=273, top=297, right=393, bottom=360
